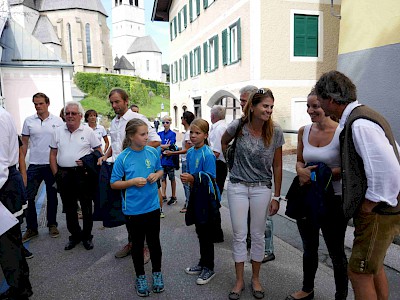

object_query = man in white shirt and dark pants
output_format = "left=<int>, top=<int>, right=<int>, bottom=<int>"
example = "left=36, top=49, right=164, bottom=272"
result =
left=21, top=93, right=64, bottom=242
left=50, top=101, right=101, bottom=251
left=316, top=70, right=400, bottom=300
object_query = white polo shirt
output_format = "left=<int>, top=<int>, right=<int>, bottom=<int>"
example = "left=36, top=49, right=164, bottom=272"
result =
left=0, top=107, right=19, bottom=189
left=209, top=119, right=227, bottom=162
left=109, top=110, right=161, bottom=162
left=22, top=113, right=64, bottom=164
left=85, top=123, right=108, bottom=142
left=50, top=124, right=101, bottom=167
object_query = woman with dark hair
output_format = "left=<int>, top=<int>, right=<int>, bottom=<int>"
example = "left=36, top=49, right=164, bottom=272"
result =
left=84, top=109, right=109, bottom=152
left=222, top=88, right=284, bottom=299
left=286, top=89, right=348, bottom=300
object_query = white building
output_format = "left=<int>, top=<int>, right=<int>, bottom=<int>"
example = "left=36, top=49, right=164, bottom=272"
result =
left=112, top=0, right=163, bottom=81
left=0, top=1, right=73, bottom=132
left=153, top=0, right=341, bottom=149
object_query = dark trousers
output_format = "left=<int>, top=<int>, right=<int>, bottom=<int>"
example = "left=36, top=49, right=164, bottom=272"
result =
left=127, top=209, right=162, bottom=276
left=195, top=222, right=215, bottom=270
left=26, top=164, right=58, bottom=229
left=216, top=160, right=227, bottom=195
left=58, top=167, right=93, bottom=241
left=297, top=196, right=348, bottom=299
left=0, top=224, right=32, bottom=297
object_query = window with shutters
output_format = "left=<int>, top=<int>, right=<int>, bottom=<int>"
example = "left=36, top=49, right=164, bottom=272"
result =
left=290, top=10, right=323, bottom=61
left=178, top=6, right=187, bottom=33
left=181, top=55, right=188, bottom=80
left=190, top=46, right=201, bottom=77
left=170, top=17, right=178, bottom=40
left=189, top=0, right=200, bottom=23
left=222, top=19, right=241, bottom=66
left=204, top=35, right=218, bottom=73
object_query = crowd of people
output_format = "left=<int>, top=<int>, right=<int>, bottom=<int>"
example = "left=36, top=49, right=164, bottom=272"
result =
left=0, top=71, right=399, bottom=300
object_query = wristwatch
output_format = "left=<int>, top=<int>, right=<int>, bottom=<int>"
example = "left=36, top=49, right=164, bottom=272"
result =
left=271, top=196, right=281, bottom=202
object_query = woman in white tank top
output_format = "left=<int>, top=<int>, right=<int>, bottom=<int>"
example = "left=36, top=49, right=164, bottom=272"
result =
left=285, top=90, right=349, bottom=300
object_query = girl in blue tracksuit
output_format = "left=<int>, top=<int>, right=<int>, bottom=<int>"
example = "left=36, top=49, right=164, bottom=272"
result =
left=110, top=119, right=164, bottom=297
left=180, top=118, right=217, bottom=285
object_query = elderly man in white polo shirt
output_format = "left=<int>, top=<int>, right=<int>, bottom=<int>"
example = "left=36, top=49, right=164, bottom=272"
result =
left=50, top=101, right=101, bottom=251
left=21, top=92, right=64, bottom=243
left=98, top=88, right=161, bottom=259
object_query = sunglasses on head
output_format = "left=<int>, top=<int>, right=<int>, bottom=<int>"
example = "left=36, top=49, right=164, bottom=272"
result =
left=162, top=121, right=170, bottom=124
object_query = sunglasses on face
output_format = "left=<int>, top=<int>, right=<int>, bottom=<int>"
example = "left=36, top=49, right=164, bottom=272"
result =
left=162, top=121, right=170, bottom=124
left=65, top=112, right=79, bottom=116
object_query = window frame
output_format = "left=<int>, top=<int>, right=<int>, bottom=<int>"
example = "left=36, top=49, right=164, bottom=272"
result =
left=222, top=19, right=241, bottom=66
left=290, top=9, right=323, bottom=62
left=85, top=23, right=92, bottom=64
left=190, top=46, right=201, bottom=77
left=189, top=0, right=200, bottom=23
left=204, top=35, right=218, bottom=73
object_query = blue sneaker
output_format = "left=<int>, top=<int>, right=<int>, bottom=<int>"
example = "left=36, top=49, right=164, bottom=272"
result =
left=135, top=275, right=150, bottom=297
left=185, top=265, right=203, bottom=275
left=152, top=272, right=165, bottom=293
left=196, top=267, right=215, bottom=285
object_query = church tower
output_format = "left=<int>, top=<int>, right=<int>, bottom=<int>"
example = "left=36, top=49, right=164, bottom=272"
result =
left=112, top=0, right=145, bottom=59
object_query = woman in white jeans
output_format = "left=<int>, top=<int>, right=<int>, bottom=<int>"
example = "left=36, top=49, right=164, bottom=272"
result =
left=222, top=88, right=284, bottom=300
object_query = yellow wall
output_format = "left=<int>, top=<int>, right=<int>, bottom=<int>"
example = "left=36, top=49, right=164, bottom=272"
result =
left=339, top=0, right=400, bottom=54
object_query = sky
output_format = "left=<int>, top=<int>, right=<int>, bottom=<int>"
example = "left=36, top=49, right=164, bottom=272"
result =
left=100, top=0, right=170, bottom=64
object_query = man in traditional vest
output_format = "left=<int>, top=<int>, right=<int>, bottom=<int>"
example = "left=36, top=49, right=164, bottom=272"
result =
left=315, top=70, right=400, bottom=300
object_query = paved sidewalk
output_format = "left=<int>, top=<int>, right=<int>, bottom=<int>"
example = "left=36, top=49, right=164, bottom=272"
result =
left=1, top=173, right=354, bottom=300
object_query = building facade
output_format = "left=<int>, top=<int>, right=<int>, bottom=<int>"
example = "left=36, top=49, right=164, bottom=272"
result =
left=9, top=0, right=113, bottom=73
left=153, top=0, right=341, bottom=148
left=337, top=0, right=400, bottom=142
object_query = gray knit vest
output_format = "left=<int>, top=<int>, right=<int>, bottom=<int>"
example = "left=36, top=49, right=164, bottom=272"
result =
left=340, top=105, right=400, bottom=219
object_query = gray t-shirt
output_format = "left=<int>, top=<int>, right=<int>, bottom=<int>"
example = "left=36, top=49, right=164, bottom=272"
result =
left=226, top=119, right=285, bottom=186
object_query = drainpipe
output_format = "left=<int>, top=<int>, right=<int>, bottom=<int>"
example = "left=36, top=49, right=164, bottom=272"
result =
left=61, top=67, right=66, bottom=106
left=331, top=0, right=341, bottom=19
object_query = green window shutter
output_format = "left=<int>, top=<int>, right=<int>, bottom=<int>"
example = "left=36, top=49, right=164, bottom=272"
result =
left=306, top=16, right=318, bottom=56
left=178, top=13, right=182, bottom=33
left=179, top=59, right=182, bottom=81
left=183, top=6, right=187, bottom=28
left=197, top=46, right=201, bottom=75
left=189, top=0, right=193, bottom=22
left=237, top=19, right=241, bottom=61
left=174, top=17, right=178, bottom=36
left=294, top=14, right=318, bottom=57
left=203, top=42, right=208, bottom=72
left=196, top=0, right=200, bottom=16
left=214, top=35, right=219, bottom=69
left=170, top=64, right=173, bottom=83
left=184, top=55, right=188, bottom=79
left=203, top=0, right=208, bottom=9
left=190, top=51, right=193, bottom=77
left=222, top=29, right=227, bottom=65
left=170, top=22, right=173, bottom=40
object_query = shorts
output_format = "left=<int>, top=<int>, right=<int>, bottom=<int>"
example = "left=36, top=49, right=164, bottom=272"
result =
left=162, top=166, right=175, bottom=181
left=349, top=209, right=400, bottom=274
left=157, top=179, right=161, bottom=189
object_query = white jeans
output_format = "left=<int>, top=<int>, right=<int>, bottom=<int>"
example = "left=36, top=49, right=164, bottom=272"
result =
left=227, top=182, right=272, bottom=262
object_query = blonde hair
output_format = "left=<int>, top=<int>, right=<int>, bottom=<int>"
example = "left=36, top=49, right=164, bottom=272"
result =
left=190, top=118, right=209, bottom=145
left=242, top=88, right=275, bottom=146
left=122, top=119, right=148, bottom=149
left=162, top=115, right=172, bottom=122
